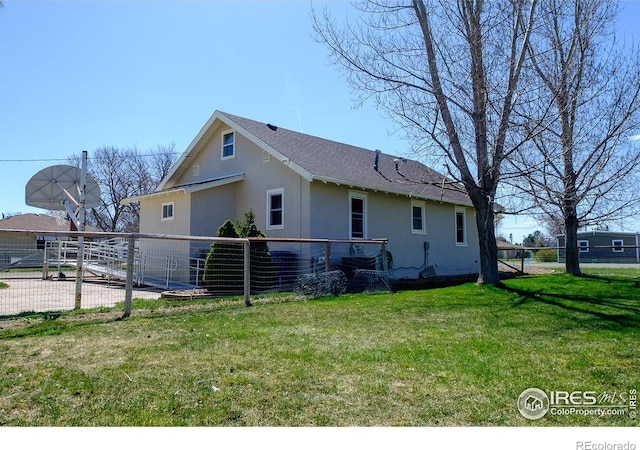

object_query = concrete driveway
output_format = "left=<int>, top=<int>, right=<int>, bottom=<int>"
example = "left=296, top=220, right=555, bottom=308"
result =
left=0, top=275, right=162, bottom=316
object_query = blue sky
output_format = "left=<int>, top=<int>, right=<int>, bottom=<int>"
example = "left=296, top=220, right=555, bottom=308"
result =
left=1, top=0, right=639, bottom=242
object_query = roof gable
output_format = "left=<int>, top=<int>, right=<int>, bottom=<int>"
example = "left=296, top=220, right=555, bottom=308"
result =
left=159, top=110, right=472, bottom=206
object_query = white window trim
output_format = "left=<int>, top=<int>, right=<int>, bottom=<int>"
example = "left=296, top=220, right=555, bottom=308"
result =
left=411, top=200, right=426, bottom=235
left=349, top=191, right=367, bottom=239
left=578, top=240, right=589, bottom=253
left=455, top=207, right=467, bottom=246
left=612, top=239, right=624, bottom=253
left=161, top=202, right=174, bottom=221
left=221, top=130, right=235, bottom=160
left=267, top=188, right=284, bottom=230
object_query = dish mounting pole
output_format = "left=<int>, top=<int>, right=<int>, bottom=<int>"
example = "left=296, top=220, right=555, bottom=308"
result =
left=74, top=151, right=88, bottom=310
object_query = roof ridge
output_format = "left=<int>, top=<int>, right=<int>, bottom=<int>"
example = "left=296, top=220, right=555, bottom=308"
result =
left=158, top=110, right=472, bottom=206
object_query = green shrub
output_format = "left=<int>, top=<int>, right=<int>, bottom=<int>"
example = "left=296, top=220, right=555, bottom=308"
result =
left=533, top=248, right=557, bottom=262
left=202, top=220, right=244, bottom=294
left=202, top=211, right=273, bottom=294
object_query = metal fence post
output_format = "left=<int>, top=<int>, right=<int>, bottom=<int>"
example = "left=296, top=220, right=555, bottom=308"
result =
left=325, top=241, right=331, bottom=273
left=122, top=235, right=135, bottom=319
left=42, top=245, right=49, bottom=280
left=57, top=240, right=62, bottom=279
left=74, top=237, right=84, bottom=310
left=244, top=240, right=252, bottom=306
left=74, top=151, right=89, bottom=310
left=381, top=241, right=388, bottom=272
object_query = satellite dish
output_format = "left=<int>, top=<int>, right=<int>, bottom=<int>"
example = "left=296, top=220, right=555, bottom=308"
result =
left=25, top=164, right=101, bottom=211
left=26, top=153, right=98, bottom=311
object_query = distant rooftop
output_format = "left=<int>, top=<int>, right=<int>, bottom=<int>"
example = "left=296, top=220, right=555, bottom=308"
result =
left=0, top=213, right=101, bottom=233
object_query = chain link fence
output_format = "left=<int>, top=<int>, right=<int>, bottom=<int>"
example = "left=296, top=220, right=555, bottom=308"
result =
left=0, top=230, right=390, bottom=319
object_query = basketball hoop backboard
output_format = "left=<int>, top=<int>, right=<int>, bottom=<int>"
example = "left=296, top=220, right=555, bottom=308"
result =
left=25, top=165, right=101, bottom=211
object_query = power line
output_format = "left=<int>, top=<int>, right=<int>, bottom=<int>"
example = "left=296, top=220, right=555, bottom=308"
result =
left=0, top=152, right=180, bottom=163
left=0, top=158, right=70, bottom=162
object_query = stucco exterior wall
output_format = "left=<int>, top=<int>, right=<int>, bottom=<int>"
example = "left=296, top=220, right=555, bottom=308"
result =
left=233, top=140, right=310, bottom=239
left=169, top=128, right=311, bottom=239
left=136, top=115, right=482, bottom=283
left=136, top=192, right=193, bottom=284
left=308, top=182, right=480, bottom=278
left=190, top=184, right=237, bottom=237
left=138, top=192, right=191, bottom=236
left=309, top=182, right=350, bottom=240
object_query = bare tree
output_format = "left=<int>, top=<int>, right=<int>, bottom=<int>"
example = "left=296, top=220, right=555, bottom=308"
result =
left=314, top=0, right=538, bottom=285
left=506, top=0, right=640, bottom=275
left=69, top=144, right=177, bottom=232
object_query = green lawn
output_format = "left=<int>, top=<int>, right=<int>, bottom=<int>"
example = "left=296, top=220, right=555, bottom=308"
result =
left=580, top=265, right=640, bottom=278
left=0, top=273, right=638, bottom=426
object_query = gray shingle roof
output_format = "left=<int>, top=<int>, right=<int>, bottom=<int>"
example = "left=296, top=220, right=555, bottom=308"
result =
left=222, top=112, right=472, bottom=206
left=0, top=213, right=101, bottom=232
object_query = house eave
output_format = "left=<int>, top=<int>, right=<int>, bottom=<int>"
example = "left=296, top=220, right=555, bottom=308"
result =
left=311, top=176, right=473, bottom=207
left=122, top=173, right=245, bottom=205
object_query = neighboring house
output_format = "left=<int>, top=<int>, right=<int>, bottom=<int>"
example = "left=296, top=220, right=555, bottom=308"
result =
left=557, top=231, right=640, bottom=263
left=0, top=213, right=100, bottom=267
left=497, top=240, right=524, bottom=260
left=123, top=110, right=480, bottom=281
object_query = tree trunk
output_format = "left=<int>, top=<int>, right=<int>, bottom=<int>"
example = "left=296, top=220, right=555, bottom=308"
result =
left=564, top=208, right=582, bottom=276
left=560, top=95, right=581, bottom=276
left=474, top=198, right=501, bottom=285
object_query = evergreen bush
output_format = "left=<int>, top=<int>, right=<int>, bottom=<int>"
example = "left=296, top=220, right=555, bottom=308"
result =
left=202, top=211, right=274, bottom=294
left=202, top=219, right=243, bottom=294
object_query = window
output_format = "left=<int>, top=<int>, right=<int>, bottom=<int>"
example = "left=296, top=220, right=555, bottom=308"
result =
left=578, top=240, right=589, bottom=253
left=455, top=208, right=466, bottom=245
left=411, top=201, right=426, bottom=234
left=161, top=202, right=174, bottom=221
left=612, top=239, right=624, bottom=252
left=222, top=131, right=235, bottom=159
left=267, top=188, right=284, bottom=229
left=349, top=192, right=367, bottom=239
